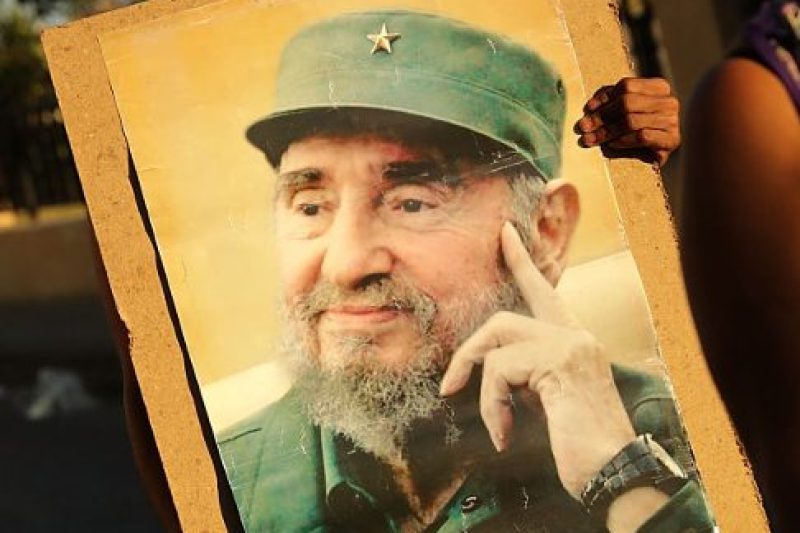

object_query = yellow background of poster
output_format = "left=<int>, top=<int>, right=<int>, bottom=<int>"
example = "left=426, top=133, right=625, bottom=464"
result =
left=100, top=0, right=639, bottom=385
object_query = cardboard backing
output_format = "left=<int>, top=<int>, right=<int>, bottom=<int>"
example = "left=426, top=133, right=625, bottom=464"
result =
left=42, top=0, right=768, bottom=530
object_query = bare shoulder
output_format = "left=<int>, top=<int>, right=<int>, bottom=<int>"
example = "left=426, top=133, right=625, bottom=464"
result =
left=699, top=56, right=789, bottom=96
left=682, top=55, right=800, bottom=296
left=687, top=57, right=800, bottom=179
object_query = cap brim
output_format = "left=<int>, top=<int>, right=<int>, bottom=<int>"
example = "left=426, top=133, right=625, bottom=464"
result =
left=246, top=108, right=344, bottom=168
left=246, top=104, right=552, bottom=181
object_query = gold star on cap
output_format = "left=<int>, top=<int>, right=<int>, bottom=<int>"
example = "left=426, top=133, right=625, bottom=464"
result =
left=366, top=23, right=401, bottom=54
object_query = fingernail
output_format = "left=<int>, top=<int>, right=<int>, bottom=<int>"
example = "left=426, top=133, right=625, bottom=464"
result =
left=502, top=220, right=514, bottom=237
left=582, top=133, right=597, bottom=146
left=586, top=99, right=600, bottom=111
left=439, top=375, right=452, bottom=396
left=502, top=221, right=522, bottom=243
left=576, top=116, right=592, bottom=132
left=492, top=432, right=507, bottom=452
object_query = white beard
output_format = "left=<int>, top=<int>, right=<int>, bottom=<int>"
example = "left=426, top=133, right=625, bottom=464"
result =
left=281, top=276, right=523, bottom=461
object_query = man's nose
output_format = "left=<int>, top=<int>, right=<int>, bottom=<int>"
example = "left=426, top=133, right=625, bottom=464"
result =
left=320, top=208, right=393, bottom=290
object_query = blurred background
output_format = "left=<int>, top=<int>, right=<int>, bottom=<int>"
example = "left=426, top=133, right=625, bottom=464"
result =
left=0, top=0, right=767, bottom=530
left=1, top=0, right=161, bottom=530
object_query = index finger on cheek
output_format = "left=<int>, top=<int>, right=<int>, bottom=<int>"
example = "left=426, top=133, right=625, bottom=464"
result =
left=500, top=221, right=575, bottom=327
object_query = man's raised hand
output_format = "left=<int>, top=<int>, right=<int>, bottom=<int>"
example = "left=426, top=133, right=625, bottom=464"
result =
left=440, top=221, right=636, bottom=498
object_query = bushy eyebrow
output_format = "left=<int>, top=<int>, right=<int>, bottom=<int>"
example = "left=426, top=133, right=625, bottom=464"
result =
left=274, top=160, right=465, bottom=198
left=275, top=168, right=322, bottom=195
left=382, top=161, right=462, bottom=187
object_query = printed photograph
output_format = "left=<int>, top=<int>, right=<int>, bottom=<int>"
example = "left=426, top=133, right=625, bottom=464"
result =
left=98, top=0, right=717, bottom=530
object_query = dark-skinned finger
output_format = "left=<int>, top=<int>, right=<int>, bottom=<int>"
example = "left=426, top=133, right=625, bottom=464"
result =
left=654, top=149, right=670, bottom=166
left=578, top=78, right=674, bottom=132
left=576, top=87, right=613, bottom=133
left=580, top=112, right=678, bottom=146
left=605, top=128, right=680, bottom=152
left=575, top=111, right=605, bottom=134
left=611, top=77, right=672, bottom=98
left=621, top=112, right=679, bottom=133
left=581, top=94, right=679, bottom=133
left=584, top=77, right=671, bottom=119
left=584, top=85, right=614, bottom=113
left=579, top=118, right=634, bottom=146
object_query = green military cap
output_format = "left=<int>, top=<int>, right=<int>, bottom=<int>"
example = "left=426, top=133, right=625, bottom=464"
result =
left=246, top=10, right=566, bottom=181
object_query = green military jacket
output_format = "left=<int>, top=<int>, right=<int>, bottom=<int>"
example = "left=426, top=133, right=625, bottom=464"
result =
left=218, top=365, right=715, bottom=532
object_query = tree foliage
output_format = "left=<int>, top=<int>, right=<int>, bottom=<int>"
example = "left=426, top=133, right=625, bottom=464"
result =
left=0, top=4, right=48, bottom=109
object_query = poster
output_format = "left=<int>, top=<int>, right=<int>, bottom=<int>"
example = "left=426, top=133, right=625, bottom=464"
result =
left=42, top=0, right=766, bottom=530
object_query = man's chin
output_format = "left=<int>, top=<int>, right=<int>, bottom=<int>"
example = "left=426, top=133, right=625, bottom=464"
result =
left=279, top=275, right=523, bottom=459
left=287, top=345, right=455, bottom=461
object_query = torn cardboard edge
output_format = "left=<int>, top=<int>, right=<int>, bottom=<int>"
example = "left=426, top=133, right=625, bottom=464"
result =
left=41, top=0, right=768, bottom=530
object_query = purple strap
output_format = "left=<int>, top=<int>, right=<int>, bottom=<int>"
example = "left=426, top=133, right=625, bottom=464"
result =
left=744, top=1, right=800, bottom=110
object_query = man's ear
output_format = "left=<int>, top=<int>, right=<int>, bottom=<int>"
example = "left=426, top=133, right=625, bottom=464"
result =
left=529, top=179, right=580, bottom=285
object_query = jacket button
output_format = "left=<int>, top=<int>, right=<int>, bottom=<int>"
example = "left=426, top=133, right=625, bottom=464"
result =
left=460, top=495, right=481, bottom=513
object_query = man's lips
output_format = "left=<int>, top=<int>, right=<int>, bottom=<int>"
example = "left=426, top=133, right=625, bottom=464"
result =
left=322, top=305, right=403, bottom=325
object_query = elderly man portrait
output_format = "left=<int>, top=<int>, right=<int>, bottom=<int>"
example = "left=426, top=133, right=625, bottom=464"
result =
left=212, top=9, right=707, bottom=533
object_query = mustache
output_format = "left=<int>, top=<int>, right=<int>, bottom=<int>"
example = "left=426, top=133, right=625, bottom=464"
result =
left=286, top=277, right=438, bottom=331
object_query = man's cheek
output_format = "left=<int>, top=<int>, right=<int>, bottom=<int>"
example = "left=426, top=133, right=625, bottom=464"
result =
left=402, top=253, right=500, bottom=300
left=396, top=227, right=503, bottom=280
left=277, top=242, right=324, bottom=296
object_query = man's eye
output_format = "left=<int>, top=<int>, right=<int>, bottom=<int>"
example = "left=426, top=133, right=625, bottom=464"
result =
left=400, top=199, right=424, bottom=213
left=298, top=203, right=320, bottom=216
